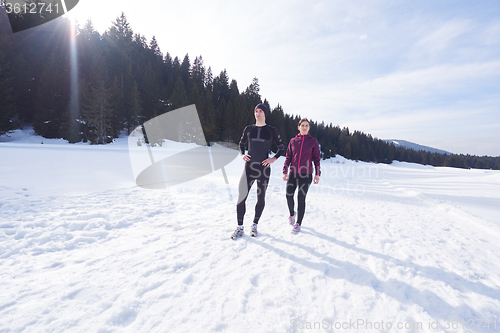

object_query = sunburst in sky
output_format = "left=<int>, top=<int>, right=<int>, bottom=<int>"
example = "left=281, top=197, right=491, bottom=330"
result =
left=64, top=0, right=500, bottom=156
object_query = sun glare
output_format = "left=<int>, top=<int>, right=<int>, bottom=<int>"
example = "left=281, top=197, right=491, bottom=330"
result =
left=68, top=16, right=79, bottom=141
left=64, top=3, right=78, bottom=24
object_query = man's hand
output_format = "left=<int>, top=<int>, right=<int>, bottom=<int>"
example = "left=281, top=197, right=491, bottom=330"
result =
left=242, top=154, right=251, bottom=162
left=283, top=174, right=289, bottom=181
left=262, top=156, right=277, bottom=167
left=314, top=175, right=320, bottom=184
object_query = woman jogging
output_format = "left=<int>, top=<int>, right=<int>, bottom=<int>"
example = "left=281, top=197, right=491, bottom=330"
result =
left=282, top=118, right=321, bottom=234
left=232, top=104, right=285, bottom=239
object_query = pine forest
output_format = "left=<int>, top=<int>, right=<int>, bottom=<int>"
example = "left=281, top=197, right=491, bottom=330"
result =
left=0, top=12, right=498, bottom=170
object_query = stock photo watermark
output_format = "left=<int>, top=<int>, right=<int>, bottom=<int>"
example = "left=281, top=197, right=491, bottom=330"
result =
left=4, top=0, right=80, bottom=33
left=128, top=104, right=239, bottom=190
left=290, top=317, right=498, bottom=331
left=128, top=104, right=383, bottom=201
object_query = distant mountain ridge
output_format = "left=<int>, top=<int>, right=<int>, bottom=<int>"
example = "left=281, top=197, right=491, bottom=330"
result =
left=384, top=139, right=452, bottom=155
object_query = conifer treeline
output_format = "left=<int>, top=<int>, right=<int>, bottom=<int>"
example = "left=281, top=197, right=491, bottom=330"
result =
left=1, top=11, right=498, bottom=170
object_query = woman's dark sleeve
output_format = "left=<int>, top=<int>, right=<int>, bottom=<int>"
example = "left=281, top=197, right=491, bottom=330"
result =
left=312, top=139, right=321, bottom=176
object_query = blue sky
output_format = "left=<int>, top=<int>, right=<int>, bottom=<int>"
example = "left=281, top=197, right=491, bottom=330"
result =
left=67, top=0, right=500, bottom=156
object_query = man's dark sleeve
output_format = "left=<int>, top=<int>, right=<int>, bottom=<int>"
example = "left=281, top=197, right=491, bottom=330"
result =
left=272, top=127, right=285, bottom=159
left=283, top=141, right=293, bottom=174
left=239, top=126, right=249, bottom=155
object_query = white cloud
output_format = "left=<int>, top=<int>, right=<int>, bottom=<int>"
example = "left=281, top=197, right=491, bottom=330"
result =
left=481, top=21, right=500, bottom=46
left=414, top=19, right=470, bottom=53
left=287, top=61, right=500, bottom=116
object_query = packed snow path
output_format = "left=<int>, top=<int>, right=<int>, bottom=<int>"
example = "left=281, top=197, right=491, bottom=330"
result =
left=1, top=134, right=499, bottom=332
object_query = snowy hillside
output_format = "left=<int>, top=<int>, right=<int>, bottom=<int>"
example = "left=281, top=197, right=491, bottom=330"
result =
left=1, top=129, right=500, bottom=332
left=385, top=139, right=452, bottom=155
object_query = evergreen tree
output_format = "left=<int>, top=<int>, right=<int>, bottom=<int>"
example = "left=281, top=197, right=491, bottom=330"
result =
left=229, top=79, right=239, bottom=101
left=0, top=49, right=16, bottom=135
left=180, top=54, right=191, bottom=93
left=223, top=101, right=238, bottom=142
left=233, top=94, right=248, bottom=137
left=269, top=104, right=285, bottom=153
left=189, top=80, right=203, bottom=110
left=201, top=89, right=217, bottom=143
left=338, top=127, right=350, bottom=158
left=283, top=114, right=298, bottom=144
left=163, top=52, right=173, bottom=89
left=270, top=105, right=285, bottom=135
left=81, top=79, right=114, bottom=144
left=205, top=66, right=213, bottom=91
left=244, top=77, right=261, bottom=108
left=108, top=12, right=133, bottom=43
left=77, top=19, right=101, bottom=79
left=128, top=80, right=143, bottom=131
left=33, top=52, right=70, bottom=138
left=166, top=56, right=181, bottom=98
left=79, top=54, right=114, bottom=144
left=109, top=77, right=124, bottom=138
left=11, top=18, right=71, bottom=127
left=120, top=64, right=137, bottom=133
left=474, top=158, right=487, bottom=169
left=444, top=154, right=463, bottom=168
left=170, top=76, right=189, bottom=110
left=493, top=158, right=500, bottom=170
left=141, top=62, right=161, bottom=118
left=464, top=155, right=472, bottom=169
left=103, top=12, right=134, bottom=105
left=213, top=69, right=230, bottom=106
left=11, top=53, right=34, bottom=128
left=149, top=36, right=163, bottom=59
left=131, top=33, right=148, bottom=81
left=192, top=56, right=206, bottom=91
left=1, top=16, right=19, bottom=131
left=134, top=33, right=148, bottom=49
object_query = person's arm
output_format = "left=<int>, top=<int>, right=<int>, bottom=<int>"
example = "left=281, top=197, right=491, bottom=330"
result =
left=282, top=141, right=293, bottom=179
left=312, top=139, right=321, bottom=184
left=239, top=126, right=251, bottom=162
left=272, top=127, right=285, bottom=159
left=238, top=126, right=248, bottom=155
left=262, top=127, right=285, bottom=166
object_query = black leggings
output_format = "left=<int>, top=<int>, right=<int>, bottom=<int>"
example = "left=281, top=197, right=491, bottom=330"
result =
left=286, top=173, right=313, bottom=225
left=236, top=162, right=270, bottom=225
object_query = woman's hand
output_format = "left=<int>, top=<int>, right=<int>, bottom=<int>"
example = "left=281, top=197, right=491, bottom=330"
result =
left=242, top=154, right=251, bottom=162
left=314, top=175, right=320, bottom=184
left=283, top=174, right=289, bottom=181
left=262, top=156, right=277, bottom=167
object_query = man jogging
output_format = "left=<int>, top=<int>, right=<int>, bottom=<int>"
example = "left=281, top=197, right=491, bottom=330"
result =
left=232, top=103, right=285, bottom=239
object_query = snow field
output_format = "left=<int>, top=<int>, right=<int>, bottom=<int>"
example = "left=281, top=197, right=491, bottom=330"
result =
left=1, top=131, right=500, bottom=332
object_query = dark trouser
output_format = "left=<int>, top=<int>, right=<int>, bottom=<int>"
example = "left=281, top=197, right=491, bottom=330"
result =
left=286, top=173, right=313, bottom=226
left=236, top=162, right=270, bottom=225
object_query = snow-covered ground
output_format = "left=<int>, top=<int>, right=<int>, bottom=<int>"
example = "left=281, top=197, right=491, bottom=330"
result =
left=1, top=128, right=500, bottom=332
